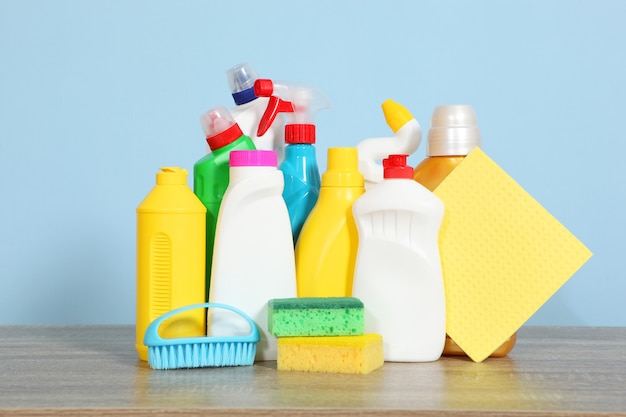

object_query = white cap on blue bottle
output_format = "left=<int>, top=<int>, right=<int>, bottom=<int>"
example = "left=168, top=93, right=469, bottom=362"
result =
left=426, top=105, right=482, bottom=156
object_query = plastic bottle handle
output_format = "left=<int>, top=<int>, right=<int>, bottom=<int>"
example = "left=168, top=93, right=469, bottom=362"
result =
left=143, top=302, right=260, bottom=346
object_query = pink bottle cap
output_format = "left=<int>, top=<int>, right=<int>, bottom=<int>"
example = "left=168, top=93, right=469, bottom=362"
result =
left=229, top=150, right=278, bottom=167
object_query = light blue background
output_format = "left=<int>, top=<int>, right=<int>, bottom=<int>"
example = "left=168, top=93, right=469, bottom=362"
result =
left=1, top=0, right=623, bottom=325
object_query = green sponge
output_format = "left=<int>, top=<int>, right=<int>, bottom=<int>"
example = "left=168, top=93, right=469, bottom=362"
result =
left=268, top=297, right=365, bottom=337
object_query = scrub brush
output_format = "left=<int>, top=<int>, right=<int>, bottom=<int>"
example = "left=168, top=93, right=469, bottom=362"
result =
left=143, top=302, right=259, bottom=370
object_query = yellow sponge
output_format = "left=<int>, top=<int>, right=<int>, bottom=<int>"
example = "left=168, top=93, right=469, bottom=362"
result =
left=277, top=334, right=383, bottom=374
left=434, top=148, right=592, bottom=362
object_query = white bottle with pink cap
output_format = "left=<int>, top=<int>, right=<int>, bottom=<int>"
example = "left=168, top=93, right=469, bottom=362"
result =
left=208, top=149, right=296, bottom=361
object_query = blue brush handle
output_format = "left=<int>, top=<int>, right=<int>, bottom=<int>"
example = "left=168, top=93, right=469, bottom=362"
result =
left=144, top=302, right=260, bottom=347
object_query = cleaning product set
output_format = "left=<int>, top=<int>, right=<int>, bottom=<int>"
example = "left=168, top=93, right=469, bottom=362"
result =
left=136, top=62, right=592, bottom=370
left=136, top=102, right=477, bottom=367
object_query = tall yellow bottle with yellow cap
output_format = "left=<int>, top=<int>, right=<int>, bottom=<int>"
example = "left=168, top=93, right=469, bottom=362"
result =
left=295, top=148, right=364, bottom=297
left=136, top=167, right=207, bottom=361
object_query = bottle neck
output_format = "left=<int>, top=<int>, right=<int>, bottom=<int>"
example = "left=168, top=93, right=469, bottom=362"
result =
left=285, top=143, right=316, bottom=157
left=322, top=148, right=364, bottom=187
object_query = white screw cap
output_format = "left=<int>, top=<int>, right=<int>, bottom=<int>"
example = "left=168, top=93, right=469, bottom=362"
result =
left=426, top=105, right=482, bottom=156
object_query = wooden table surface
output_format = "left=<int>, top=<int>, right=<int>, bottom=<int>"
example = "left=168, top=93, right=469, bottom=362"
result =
left=0, top=326, right=624, bottom=416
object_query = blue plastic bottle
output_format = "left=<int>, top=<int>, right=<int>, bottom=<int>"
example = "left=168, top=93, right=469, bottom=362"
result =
left=254, top=79, right=329, bottom=243
left=280, top=133, right=320, bottom=243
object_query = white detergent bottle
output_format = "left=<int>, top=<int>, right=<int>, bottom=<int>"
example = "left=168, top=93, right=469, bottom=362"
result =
left=208, top=149, right=297, bottom=361
left=357, top=99, right=422, bottom=190
left=352, top=154, right=445, bottom=362
left=226, top=63, right=286, bottom=162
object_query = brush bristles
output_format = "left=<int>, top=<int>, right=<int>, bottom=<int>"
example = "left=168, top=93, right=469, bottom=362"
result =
left=148, top=342, right=257, bottom=370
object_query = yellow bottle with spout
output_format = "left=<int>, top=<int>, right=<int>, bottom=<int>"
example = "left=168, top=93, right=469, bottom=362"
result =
left=413, top=105, right=516, bottom=358
left=295, top=148, right=364, bottom=297
left=136, top=167, right=207, bottom=361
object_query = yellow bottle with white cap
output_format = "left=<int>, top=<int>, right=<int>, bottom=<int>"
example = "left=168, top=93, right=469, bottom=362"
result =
left=136, top=167, right=207, bottom=361
left=295, top=148, right=364, bottom=297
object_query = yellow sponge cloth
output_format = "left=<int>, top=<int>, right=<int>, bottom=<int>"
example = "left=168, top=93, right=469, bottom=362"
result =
left=434, top=148, right=593, bottom=362
left=277, top=334, right=383, bottom=374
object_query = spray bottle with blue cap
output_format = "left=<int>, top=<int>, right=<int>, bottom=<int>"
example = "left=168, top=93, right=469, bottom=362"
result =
left=226, top=63, right=286, bottom=162
left=254, top=78, right=330, bottom=244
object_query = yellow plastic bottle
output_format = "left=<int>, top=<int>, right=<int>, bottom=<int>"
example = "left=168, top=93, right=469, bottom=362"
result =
left=295, top=148, right=364, bottom=297
left=413, top=105, right=516, bottom=358
left=136, top=167, right=207, bottom=361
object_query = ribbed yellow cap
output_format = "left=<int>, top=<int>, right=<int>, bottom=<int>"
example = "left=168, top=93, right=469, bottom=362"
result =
left=156, top=167, right=188, bottom=185
left=382, top=99, right=413, bottom=133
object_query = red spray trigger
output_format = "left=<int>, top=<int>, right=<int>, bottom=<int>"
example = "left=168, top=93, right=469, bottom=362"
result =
left=255, top=79, right=295, bottom=137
